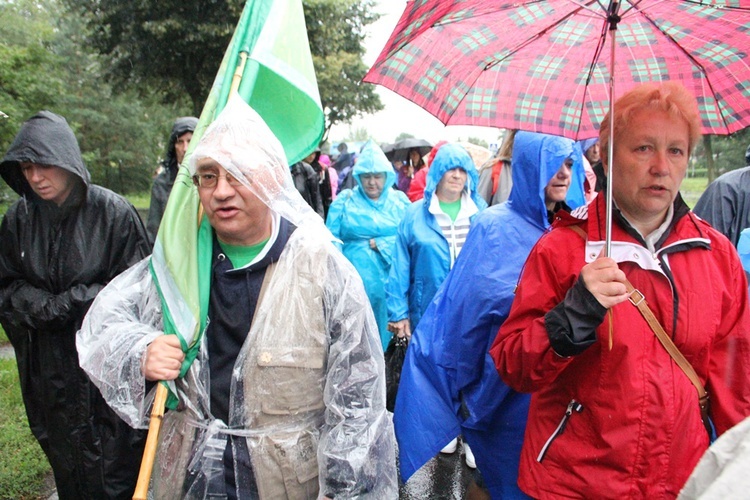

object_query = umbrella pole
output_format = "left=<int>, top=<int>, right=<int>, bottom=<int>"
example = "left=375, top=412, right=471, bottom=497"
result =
left=605, top=1, right=620, bottom=258
left=133, top=383, right=169, bottom=500
left=604, top=2, right=621, bottom=352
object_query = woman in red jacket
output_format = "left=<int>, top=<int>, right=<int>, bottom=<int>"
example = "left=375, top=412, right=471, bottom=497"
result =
left=491, top=82, right=750, bottom=499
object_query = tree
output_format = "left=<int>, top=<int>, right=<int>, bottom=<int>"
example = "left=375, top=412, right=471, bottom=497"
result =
left=350, top=125, right=371, bottom=142
left=61, top=0, right=243, bottom=116
left=0, top=0, right=66, bottom=204
left=0, top=0, right=192, bottom=199
left=62, top=0, right=383, bottom=138
left=708, top=128, right=750, bottom=177
left=304, top=0, right=383, bottom=140
left=691, top=128, right=750, bottom=180
left=464, top=136, right=489, bottom=149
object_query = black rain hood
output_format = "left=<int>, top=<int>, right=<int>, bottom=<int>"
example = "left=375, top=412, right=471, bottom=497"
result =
left=163, top=116, right=198, bottom=172
left=1, top=110, right=90, bottom=198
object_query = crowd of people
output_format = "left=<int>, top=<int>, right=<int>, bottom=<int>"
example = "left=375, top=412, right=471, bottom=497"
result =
left=1, top=81, right=750, bottom=499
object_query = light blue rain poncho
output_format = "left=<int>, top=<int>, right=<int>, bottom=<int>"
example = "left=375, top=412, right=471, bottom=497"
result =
left=326, top=140, right=410, bottom=349
left=386, top=143, right=487, bottom=331
left=394, top=132, right=585, bottom=498
left=737, top=227, right=750, bottom=293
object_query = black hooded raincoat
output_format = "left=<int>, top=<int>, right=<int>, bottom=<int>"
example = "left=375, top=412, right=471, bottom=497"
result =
left=0, top=111, right=150, bottom=499
left=147, top=116, right=198, bottom=243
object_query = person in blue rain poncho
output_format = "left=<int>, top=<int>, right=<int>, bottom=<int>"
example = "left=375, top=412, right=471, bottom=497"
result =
left=386, top=143, right=487, bottom=338
left=326, top=140, right=411, bottom=349
left=386, top=142, right=487, bottom=465
left=394, top=132, right=586, bottom=498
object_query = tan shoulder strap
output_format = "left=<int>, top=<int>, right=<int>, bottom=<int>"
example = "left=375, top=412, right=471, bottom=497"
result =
left=623, top=280, right=708, bottom=400
left=566, top=225, right=711, bottom=431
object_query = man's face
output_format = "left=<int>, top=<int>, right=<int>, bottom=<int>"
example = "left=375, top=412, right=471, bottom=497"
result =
left=195, top=160, right=272, bottom=246
left=610, top=108, right=689, bottom=233
left=360, top=172, right=386, bottom=200
left=585, top=143, right=601, bottom=164
left=20, top=162, right=76, bottom=206
left=175, top=131, right=193, bottom=166
left=544, top=159, right=573, bottom=210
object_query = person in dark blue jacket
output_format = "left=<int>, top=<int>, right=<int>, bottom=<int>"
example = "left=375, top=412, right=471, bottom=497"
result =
left=327, top=140, right=410, bottom=348
left=394, top=132, right=586, bottom=497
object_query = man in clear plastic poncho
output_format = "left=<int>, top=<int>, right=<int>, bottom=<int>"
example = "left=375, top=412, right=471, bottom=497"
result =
left=77, top=96, right=397, bottom=499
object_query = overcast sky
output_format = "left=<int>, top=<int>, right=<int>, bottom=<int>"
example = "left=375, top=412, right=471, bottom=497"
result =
left=328, top=0, right=503, bottom=148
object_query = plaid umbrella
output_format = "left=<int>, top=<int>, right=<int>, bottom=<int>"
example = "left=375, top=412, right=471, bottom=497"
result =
left=364, top=0, right=750, bottom=140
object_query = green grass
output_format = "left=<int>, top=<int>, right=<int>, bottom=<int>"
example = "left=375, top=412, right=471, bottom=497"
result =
left=680, top=175, right=709, bottom=209
left=0, top=325, right=7, bottom=345
left=0, top=358, right=51, bottom=499
left=124, top=191, right=151, bottom=211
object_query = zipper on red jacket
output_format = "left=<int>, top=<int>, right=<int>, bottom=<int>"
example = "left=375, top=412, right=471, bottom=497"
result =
left=536, top=399, right=584, bottom=462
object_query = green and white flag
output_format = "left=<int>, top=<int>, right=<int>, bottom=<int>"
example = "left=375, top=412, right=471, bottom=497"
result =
left=149, top=0, right=325, bottom=408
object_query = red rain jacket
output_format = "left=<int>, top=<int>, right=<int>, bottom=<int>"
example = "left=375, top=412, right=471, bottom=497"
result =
left=491, top=195, right=750, bottom=499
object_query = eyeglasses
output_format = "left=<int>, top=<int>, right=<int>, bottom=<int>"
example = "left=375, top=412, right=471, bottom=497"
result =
left=192, top=172, right=244, bottom=189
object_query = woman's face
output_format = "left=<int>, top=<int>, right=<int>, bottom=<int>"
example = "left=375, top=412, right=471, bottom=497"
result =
left=361, top=172, right=386, bottom=200
left=436, top=168, right=467, bottom=203
left=409, top=149, right=422, bottom=166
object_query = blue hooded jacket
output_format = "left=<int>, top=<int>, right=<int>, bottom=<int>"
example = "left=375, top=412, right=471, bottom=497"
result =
left=326, top=140, right=410, bottom=349
left=394, top=132, right=585, bottom=497
left=386, top=143, right=487, bottom=330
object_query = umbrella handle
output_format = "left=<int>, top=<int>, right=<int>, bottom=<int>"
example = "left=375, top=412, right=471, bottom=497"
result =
left=133, top=383, right=169, bottom=500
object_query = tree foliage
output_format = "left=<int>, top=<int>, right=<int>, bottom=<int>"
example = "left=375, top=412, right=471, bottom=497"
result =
left=1, top=0, right=191, bottom=200
left=693, top=129, right=750, bottom=180
left=61, top=0, right=242, bottom=116
left=60, top=0, right=382, bottom=139
left=0, top=0, right=65, bottom=204
left=304, top=0, right=383, bottom=139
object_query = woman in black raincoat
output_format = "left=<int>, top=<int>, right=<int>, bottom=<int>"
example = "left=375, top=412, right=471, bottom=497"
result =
left=0, top=111, right=150, bottom=499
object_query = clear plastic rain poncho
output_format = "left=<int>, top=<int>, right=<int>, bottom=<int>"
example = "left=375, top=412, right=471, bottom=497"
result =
left=77, top=95, right=397, bottom=499
left=326, top=140, right=410, bottom=349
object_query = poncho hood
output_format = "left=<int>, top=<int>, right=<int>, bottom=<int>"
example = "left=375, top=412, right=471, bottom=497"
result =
left=189, top=95, right=327, bottom=233
left=507, top=131, right=585, bottom=229
left=352, top=139, right=397, bottom=206
left=163, top=116, right=198, bottom=171
left=1, top=110, right=90, bottom=198
left=423, top=143, right=483, bottom=207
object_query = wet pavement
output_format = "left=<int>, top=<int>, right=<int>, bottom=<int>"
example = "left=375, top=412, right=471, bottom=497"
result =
left=400, top=440, right=480, bottom=499
left=2, top=343, right=478, bottom=499
left=0, top=344, right=13, bottom=359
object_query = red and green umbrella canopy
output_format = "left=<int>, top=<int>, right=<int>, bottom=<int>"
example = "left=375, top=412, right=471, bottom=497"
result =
left=365, top=0, right=750, bottom=140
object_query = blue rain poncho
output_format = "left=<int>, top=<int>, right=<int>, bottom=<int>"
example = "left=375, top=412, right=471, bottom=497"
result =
left=326, top=140, right=410, bottom=348
left=386, top=143, right=487, bottom=330
left=394, top=132, right=585, bottom=498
